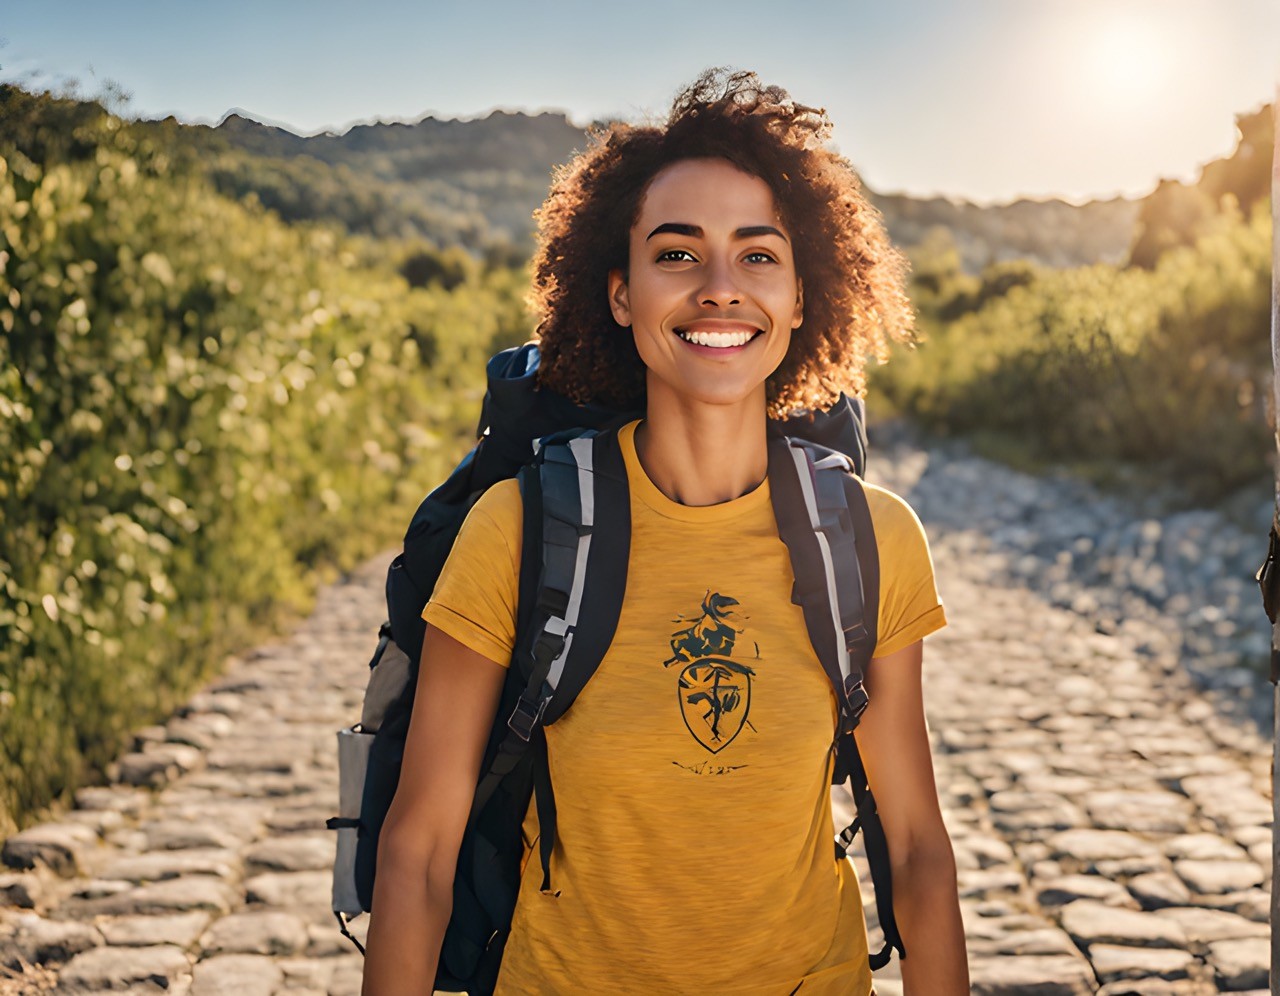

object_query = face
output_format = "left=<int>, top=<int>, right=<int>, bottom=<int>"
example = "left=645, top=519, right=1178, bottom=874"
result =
left=607, top=157, right=804, bottom=414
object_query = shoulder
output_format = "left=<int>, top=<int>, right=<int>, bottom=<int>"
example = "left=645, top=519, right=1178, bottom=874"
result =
left=857, top=479, right=929, bottom=546
left=453, top=477, right=524, bottom=564
left=469, top=476, right=523, bottom=528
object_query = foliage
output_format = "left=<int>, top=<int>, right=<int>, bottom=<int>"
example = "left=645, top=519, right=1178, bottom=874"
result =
left=870, top=199, right=1272, bottom=505
left=0, top=103, right=534, bottom=830
left=1128, top=104, right=1272, bottom=269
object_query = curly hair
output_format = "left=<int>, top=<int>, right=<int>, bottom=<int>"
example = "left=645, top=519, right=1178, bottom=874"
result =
left=526, top=67, right=917, bottom=419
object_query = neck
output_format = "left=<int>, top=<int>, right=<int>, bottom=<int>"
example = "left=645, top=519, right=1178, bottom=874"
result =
left=633, top=386, right=769, bottom=507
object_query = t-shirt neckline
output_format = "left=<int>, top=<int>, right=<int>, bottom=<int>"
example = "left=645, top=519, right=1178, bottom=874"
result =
left=618, top=419, right=773, bottom=524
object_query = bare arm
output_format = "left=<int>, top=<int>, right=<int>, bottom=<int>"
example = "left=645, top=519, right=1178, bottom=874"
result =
left=361, top=625, right=508, bottom=996
left=854, top=639, right=968, bottom=994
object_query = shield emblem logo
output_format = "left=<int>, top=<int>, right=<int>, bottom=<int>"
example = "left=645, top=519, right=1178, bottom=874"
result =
left=677, top=657, right=754, bottom=753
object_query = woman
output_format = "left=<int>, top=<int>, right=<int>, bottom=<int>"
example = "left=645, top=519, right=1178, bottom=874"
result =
left=362, top=68, right=968, bottom=994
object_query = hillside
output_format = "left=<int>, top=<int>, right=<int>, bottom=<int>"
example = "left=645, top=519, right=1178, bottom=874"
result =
left=170, top=106, right=1146, bottom=270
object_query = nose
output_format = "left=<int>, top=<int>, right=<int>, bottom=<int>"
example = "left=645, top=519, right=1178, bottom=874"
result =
left=697, top=253, right=741, bottom=307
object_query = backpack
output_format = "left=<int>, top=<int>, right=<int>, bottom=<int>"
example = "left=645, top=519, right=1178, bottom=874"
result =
left=325, top=342, right=903, bottom=993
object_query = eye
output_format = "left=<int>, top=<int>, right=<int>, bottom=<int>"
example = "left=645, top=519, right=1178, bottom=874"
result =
left=744, top=251, right=778, bottom=264
left=656, top=248, right=696, bottom=263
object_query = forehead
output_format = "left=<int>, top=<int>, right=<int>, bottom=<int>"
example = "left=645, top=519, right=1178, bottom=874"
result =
left=634, top=157, right=783, bottom=229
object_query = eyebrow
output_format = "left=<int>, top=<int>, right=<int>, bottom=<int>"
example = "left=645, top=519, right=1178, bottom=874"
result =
left=645, top=222, right=789, bottom=243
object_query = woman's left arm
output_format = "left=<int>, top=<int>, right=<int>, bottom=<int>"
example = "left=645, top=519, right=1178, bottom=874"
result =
left=854, top=637, right=969, bottom=995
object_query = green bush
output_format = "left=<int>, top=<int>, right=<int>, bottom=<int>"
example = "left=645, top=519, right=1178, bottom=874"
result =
left=870, top=199, right=1272, bottom=504
left=0, top=115, right=532, bottom=831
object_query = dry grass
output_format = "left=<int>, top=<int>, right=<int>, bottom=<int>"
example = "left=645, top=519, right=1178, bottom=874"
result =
left=0, top=956, right=59, bottom=995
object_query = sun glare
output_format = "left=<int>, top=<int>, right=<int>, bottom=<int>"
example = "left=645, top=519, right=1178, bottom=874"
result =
left=1085, top=14, right=1173, bottom=108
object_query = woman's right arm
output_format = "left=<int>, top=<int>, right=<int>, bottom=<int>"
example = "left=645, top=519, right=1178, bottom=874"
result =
left=360, top=624, right=508, bottom=996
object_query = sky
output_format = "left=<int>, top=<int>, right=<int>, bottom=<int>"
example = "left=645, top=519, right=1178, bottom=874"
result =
left=2, top=0, right=1277, bottom=206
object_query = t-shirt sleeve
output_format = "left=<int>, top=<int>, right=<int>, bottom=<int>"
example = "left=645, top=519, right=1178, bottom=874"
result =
left=421, top=478, right=523, bottom=668
left=862, top=482, right=947, bottom=659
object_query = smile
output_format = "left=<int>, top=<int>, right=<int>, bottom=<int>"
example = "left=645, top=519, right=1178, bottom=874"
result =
left=674, top=328, right=763, bottom=349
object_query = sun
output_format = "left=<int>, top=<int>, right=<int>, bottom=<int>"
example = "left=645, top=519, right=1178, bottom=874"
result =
left=1085, top=13, right=1174, bottom=108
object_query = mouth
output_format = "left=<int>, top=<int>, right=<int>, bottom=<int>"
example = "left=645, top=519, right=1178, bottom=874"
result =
left=673, top=327, right=764, bottom=349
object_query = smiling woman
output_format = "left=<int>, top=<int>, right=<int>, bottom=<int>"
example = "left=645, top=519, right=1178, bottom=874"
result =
left=527, top=68, right=918, bottom=420
left=360, top=66, right=968, bottom=996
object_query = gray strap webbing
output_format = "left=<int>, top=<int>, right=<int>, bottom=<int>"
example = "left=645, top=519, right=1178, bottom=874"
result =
left=541, top=435, right=595, bottom=692
left=784, top=442, right=870, bottom=706
left=501, top=432, right=596, bottom=743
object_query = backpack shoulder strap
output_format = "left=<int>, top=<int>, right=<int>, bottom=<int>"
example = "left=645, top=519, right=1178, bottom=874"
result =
left=508, top=426, right=630, bottom=731
left=766, top=435, right=877, bottom=726
left=767, top=433, right=906, bottom=969
left=523, top=427, right=630, bottom=893
left=467, top=426, right=630, bottom=894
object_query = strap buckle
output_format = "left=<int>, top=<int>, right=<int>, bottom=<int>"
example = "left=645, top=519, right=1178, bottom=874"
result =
left=507, top=693, right=548, bottom=742
left=842, top=678, right=869, bottom=730
left=834, top=816, right=862, bottom=857
left=530, top=631, right=567, bottom=671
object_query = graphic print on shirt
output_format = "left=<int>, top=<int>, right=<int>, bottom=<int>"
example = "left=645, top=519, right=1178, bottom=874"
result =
left=663, top=591, right=758, bottom=754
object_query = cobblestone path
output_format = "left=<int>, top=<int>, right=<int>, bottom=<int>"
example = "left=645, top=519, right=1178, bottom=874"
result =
left=0, top=440, right=1273, bottom=994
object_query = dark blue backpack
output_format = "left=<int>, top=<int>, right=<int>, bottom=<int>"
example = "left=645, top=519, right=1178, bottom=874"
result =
left=326, top=342, right=901, bottom=993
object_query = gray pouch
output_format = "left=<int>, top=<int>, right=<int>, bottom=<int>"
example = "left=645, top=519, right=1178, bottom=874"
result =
left=332, top=725, right=374, bottom=915
left=330, top=637, right=414, bottom=916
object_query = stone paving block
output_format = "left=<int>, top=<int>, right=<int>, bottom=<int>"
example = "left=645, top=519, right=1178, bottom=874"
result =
left=62, top=808, right=128, bottom=836
left=1089, top=943, right=1195, bottom=982
left=0, top=871, right=44, bottom=908
left=1, top=823, right=100, bottom=877
left=1205, top=937, right=1268, bottom=990
left=1095, top=981, right=1215, bottom=995
left=262, top=806, right=331, bottom=835
left=1046, top=829, right=1163, bottom=868
left=141, top=820, right=247, bottom=852
left=1127, top=872, right=1191, bottom=910
left=1095, top=855, right=1169, bottom=878
left=72, top=785, right=151, bottom=817
left=1036, top=874, right=1138, bottom=909
left=325, top=958, right=367, bottom=996
left=242, top=870, right=330, bottom=910
left=0, top=911, right=102, bottom=967
left=1059, top=901, right=1187, bottom=949
left=190, top=953, right=283, bottom=995
left=1172, top=859, right=1264, bottom=895
left=1162, top=834, right=1249, bottom=862
left=1084, top=791, right=1196, bottom=834
left=98, top=849, right=239, bottom=884
left=1151, top=906, right=1268, bottom=944
left=1213, top=888, right=1269, bottom=922
left=198, top=910, right=309, bottom=957
left=242, top=835, right=332, bottom=875
left=958, top=867, right=1025, bottom=899
left=277, top=954, right=339, bottom=988
left=57, top=943, right=193, bottom=990
left=1017, top=774, right=1097, bottom=797
left=96, top=911, right=213, bottom=947
left=72, top=876, right=237, bottom=918
left=968, top=954, right=1097, bottom=995
left=119, top=743, right=205, bottom=787
left=206, top=744, right=302, bottom=775
left=969, top=927, right=1079, bottom=957
left=163, top=715, right=234, bottom=751
left=69, top=877, right=135, bottom=901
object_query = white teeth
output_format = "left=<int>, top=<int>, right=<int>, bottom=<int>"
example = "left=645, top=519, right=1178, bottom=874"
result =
left=678, top=329, right=758, bottom=348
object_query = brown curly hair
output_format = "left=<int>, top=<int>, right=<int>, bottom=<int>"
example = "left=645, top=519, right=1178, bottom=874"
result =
left=526, top=67, right=917, bottom=419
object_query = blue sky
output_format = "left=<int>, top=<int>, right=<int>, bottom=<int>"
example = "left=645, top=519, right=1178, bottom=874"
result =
left=2, top=0, right=1277, bottom=205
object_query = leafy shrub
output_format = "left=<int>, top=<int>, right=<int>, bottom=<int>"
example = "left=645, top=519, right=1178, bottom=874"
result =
left=0, top=113, right=532, bottom=830
left=870, top=200, right=1272, bottom=504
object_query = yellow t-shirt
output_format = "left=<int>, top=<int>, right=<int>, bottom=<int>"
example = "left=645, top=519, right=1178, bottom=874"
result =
left=423, top=419, right=946, bottom=995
